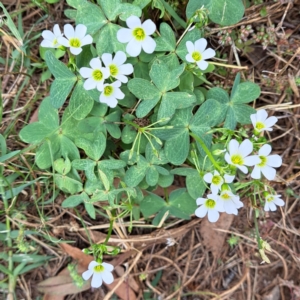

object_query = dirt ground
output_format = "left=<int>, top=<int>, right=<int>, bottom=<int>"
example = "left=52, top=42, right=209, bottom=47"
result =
left=1, top=0, right=300, bottom=299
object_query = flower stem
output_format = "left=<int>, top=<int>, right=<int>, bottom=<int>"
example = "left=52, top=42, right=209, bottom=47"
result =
left=103, top=218, right=114, bottom=245
left=176, top=22, right=194, bottom=46
left=209, top=61, right=248, bottom=69
left=189, top=132, right=222, bottom=172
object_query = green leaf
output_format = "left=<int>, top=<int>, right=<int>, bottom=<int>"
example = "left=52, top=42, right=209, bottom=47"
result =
left=72, top=159, right=97, bottom=181
left=4, top=180, right=38, bottom=200
left=45, top=51, right=77, bottom=108
left=54, top=174, right=83, bottom=194
left=186, top=0, right=245, bottom=26
left=125, top=164, right=147, bottom=187
left=19, top=123, right=55, bottom=144
left=62, top=193, right=88, bottom=207
left=171, top=167, right=196, bottom=176
left=158, top=92, right=196, bottom=122
left=146, top=166, right=159, bottom=186
left=59, top=135, right=80, bottom=160
left=75, top=133, right=106, bottom=161
left=35, top=137, right=60, bottom=169
left=98, top=159, right=126, bottom=169
left=230, top=82, right=261, bottom=103
left=233, top=104, right=256, bottom=124
left=121, top=125, right=137, bottom=144
left=155, top=23, right=176, bottom=52
left=157, top=173, right=174, bottom=187
left=98, top=167, right=110, bottom=191
left=96, top=23, right=125, bottom=55
left=169, top=189, right=197, bottom=219
left=230, top=73, right=241, bottom=98
left=69, top=81, right=94, bottom=120
left=128, top=78, right=160, bottom=100
left=165, top=130, right=189, bottom=165
left=38, top=97, right=59, bottom=129
left=140, top=193, right=166, bottom=218
left=186, top=170, right=206, bottom=199
left=54, top=157, right=71, bottom=175
left=149, top=60, right=185, bottom=92
left=67, top=0, right=107, bottom=34
left=132, top=0, right=151, bottom=9
left=179, top=70, right=194, bottom=92
left=85, top=202, right=96, bottom=219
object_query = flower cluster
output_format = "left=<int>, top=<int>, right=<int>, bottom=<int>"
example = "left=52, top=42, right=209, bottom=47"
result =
left=79, top=52, right=133, bottom=108
left=195, top=109, right=283, bottom=223
left=41, top=24, right=92, bottom=55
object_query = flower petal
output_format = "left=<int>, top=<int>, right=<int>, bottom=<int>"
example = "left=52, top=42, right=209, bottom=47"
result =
left=195, top=205, right=207, bottom=218
left=261, top=165, right=276, bottom=180
left=210, top=184, right=219, bottom=195
left=57, top=37, right=70, bottom=47
left=142, top=19, right=156, bottom=35
left=244, top=155, right=260, bottom=166
left=91, top=272, right=103, bottom=288
left=259, top=144, right=272, bottom=156
left=196, top=60, right=208, bottom=70
left=64, top=24, right=75, bottom=39
left=118, top=63, right=133, bottom=75
left=239, top=139, right=253, bottom=157
left=224, top=174, right=235, bottom=183
left=114, top=88, right=125, bottom=100
left=186, top=41, right=194, bottom=54
left=225, top=153, right=231, bottom=165
left=273, top=197, right=284, bottom=206
left=75, top=24, right=87, bottom=39
left=102, top=270, right=114, bottom=284
left=141, top=36, right=156, bottom=54
left=96, top=81, right=104, bottom=92
left=113, top=51, right=127, bottom=65
left=82, top=269, right=93, bottom=281
left=207, top=209, right=219, bottom=223
left=201, top=48, right=216, bottom=60
left=250, top=113, right=257, bottom=126
left=80, top=67, right=93, bottom=78
left=84, top=78, right=97, bottom=90
left=81, top=35, right=93, bottom=46
left=256, top=109, right=268, bottom=122
left=115, top=74, right=128, bottom=83
left=41, top=40, right=55, bottom=48
left=203, top=173, right=213, bottom=184
left=228, top=139, right=239, bottom=154
left=237, top=165, right=248, bottom=174
left=117, top=28, right=132, bottom=43
left=268, top=201, right=277, bottom=211
left=224, top=201, right=238, bottom=215
left=196, top=198, right=205, bottom=205
left=90, top=57, right=102, bottom=69
left=88, top=261, right=99, bottom=270
left=70, top=46, right=82, bottom=55
left=185, top=53, right=194, bottom=63
left=101, top=53, right=112, bottom=67
left=53, top=24, right=62, bottom=37
left=112, top=81, right=122, bottom=88
left=126, top=39, right=142, bottom=57
left=126, top=15, right=141, bottom=29
left=251, top=166, right=261, bottom=179
left=102, top=262, right=114, bottom=272
left=267, top=155, right=282, bottom=167
left=264, top=116, right=278, bottom=128
left=194, top=38, right=207, bottom=53
left=42, top=30, right=55, bottom=40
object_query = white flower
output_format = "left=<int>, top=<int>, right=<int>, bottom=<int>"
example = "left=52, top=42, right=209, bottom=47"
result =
left=41, top=24, right=63, bottom=48
left=250, top=109, right=278, bottom=133
left=82, top=261, right=114, bottom=288
left=79, top=58, right=110, bottom=91
left=225, top=139, right=260, bottom=174
left=218, top=189, right=243, bottom=215
left=117, top=16, right=156, bottom=57
left=264, top=194, right=284, bottom=211
left=251, top=144, right=282, bottom=180
left=100, top=81, right=125, bottom=108
left=101, top=51, right=133, bottom=83
left=185, top=38, right=216, bottom=70
left=195, top=194, right=224, bottom=223
left=203, top=170, right=235, bottom=194
left=58, top=24, right=93, bottom=55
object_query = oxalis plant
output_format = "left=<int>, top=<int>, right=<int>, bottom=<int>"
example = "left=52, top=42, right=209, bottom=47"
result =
left=19, top=0, right=283, bottom=289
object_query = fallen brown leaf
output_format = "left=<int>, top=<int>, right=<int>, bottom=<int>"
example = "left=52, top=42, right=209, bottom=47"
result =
left=199, top=213, right=234, bottom=259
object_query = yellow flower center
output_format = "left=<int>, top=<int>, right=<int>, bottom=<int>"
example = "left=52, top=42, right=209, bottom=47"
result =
left=52, top=38, right=58, bottom=46
left=133, top=27, right=146, bottom=41
left=109, top=64, right=119, bottom=76
left=104, top=85, right=113, bottom=96
left=255, top=121, right=265, bottom=130
left=221, top=192, right=230, bottom=200
left=258, top=155, right=267, bottom=167
left=69, top=37, right=81, bottom=48
left=266, top=195, right=274, bottom=202
left=92, top=70, right=103, bottom=81
left=206, top=199, right=216, bottom=209
left=191, top=51, right=202, bottom=61
left=94, top=265, right=104, bottom=273
left=212, top=175, right=222, bottom=185
left=231, top=154, right=244, bottom=165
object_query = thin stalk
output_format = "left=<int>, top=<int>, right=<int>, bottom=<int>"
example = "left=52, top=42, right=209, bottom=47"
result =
left=176, top=22, right=194, bottom=46
left=103, top=218, right=114, bottom=245
left=210, top=61, right=248, bottom=69
left=189, top=132, right=221, bottom=172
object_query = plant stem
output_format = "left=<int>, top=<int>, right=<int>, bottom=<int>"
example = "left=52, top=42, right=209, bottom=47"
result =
left=253, top=210, right=262, bottom=250
left=103, top=218, right=114, bottom=245
left=176, top=22, right=194, bottom=46
left=210, top=61, right=248, bottom=69
left=189, top=132, right=222, bottom=172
